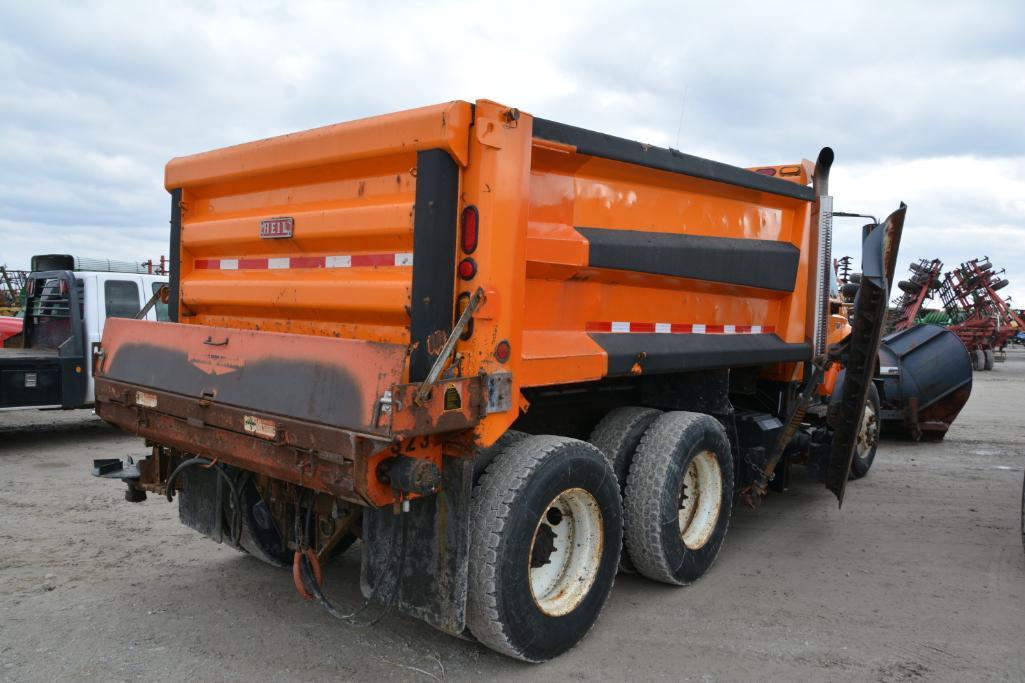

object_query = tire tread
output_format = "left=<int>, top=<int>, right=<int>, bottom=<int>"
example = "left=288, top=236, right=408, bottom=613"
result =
left=624, top=412, right=733, bottom=585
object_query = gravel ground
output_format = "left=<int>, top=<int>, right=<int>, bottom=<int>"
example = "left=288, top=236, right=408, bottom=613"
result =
left=1, top=351, right=1023, bottom=681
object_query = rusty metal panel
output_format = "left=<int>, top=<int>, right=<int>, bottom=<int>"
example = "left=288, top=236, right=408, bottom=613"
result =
left=96, top=396, right=369, bottom=504
left=388, top=378, right=483, bottom=437
left=98, top=317, right=406, bottom=436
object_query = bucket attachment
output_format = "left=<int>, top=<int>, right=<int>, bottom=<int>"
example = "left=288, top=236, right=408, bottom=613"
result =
left=824, top=203, right=906, bottom=505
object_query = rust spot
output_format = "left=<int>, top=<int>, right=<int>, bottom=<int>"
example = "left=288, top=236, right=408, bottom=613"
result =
left=630, top=351, right=647, bottom=375
left=426, top=330, right=448, bottom=357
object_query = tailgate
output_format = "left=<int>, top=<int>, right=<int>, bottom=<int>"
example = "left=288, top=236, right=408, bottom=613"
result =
left=97, top=318, right=406, bottom=436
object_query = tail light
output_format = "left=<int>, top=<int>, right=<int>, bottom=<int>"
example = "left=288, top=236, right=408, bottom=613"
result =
left=458, top=257, right=477, bottom=280
left=59, top=279, right=68, bottom=296
left=494, top=340, right=511, bottom=363
left=26, top=279, right=35, bottom=296
left=460, top=205, right=479, bottom=254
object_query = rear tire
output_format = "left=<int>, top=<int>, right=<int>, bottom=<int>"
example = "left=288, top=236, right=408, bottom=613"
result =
left=588, top=407, right=661, bottom=572
left=984, top=349, right=995, bottom=371
left=472, top=429, right=528, bottom=483
left=624, top=412, right=733, bottom=586
left=467, top=436, right=622, bottom=662
left=588, top=407, right=662, bottom=489
left=972, top=349, right=985, bottom=371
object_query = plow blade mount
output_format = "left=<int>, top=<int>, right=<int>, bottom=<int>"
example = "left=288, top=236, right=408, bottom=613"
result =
left=825, top=203, right=906, bottom=505
left=878, top=324, right=972, bottom=439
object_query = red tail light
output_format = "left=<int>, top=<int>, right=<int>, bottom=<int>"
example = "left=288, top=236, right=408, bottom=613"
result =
left=59, top=279, right=68, bottom=296
left=26, top=279, right=35, bottom=296
left=458, top=258, right=477, bottom=280
left=494, top=340, right=511, bottom=363
left=461, top=205, right=479, bottom=254
left=754, top=167, right=776, bottom=176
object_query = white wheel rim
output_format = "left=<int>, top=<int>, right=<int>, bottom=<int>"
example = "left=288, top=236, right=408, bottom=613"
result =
left=528, top=488, right=604, bottom=617
left=678, top=451, right=723, bottom=550
left=856, top=401, right=879, bottom=458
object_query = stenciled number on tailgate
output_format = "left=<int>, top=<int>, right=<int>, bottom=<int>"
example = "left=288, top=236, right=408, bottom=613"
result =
left=259, top=217, right=294, bottom=239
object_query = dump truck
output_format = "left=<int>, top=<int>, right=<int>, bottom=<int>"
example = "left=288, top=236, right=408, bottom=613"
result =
left=91, top=99, right=904, bottom=662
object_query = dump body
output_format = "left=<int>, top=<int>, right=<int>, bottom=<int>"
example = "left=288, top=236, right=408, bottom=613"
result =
left=95, top=99, right=828, bottom=506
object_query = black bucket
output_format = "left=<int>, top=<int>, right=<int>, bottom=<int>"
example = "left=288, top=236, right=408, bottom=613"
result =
left=877, top=324, right=973, bottom=440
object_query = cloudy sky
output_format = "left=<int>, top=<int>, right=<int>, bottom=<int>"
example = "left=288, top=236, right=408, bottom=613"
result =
left=2, top=0, right=1023, bottom=305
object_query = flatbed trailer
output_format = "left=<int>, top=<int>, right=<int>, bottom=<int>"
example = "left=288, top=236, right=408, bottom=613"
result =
left=91, top=99, right=904, bottom=661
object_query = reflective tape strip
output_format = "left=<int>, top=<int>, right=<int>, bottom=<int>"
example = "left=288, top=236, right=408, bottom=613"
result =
left=587, top=322, right=777, bottom=334
left=193, top=253, right=413, bottom=270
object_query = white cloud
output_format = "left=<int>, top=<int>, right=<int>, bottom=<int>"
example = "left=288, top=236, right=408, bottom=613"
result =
left=832, top=156, right=1025, bottom=304
left=0, top=0, right=1023, bottom=314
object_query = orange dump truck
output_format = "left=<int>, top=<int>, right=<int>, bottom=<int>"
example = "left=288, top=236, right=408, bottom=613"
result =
left=91, top=99, right=904, bottom=661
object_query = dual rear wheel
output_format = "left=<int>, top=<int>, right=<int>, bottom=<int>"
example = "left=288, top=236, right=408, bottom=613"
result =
left=464, top=412, right=735, bottom=661
left=590, top=410, right=734, bottom=585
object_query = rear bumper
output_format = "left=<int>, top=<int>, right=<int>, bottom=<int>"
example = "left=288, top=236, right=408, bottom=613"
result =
left=96, top=377, right=375, bottom=504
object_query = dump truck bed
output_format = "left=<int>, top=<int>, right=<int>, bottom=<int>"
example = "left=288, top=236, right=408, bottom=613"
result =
left=162, top=99, right=818, bottom=385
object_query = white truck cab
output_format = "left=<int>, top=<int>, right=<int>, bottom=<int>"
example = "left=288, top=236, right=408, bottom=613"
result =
left=78, top=270, right=169, bottom=403
left=1, top=255, right=168, bottom=410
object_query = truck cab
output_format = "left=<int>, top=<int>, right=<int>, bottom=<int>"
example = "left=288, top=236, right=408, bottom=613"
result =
left=1, top=255, right=168, bottom=410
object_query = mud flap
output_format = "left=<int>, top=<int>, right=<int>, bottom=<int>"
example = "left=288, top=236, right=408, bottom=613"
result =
left=361, top=456, right=473, bottom=635
left=178, top=464, right=227, bottom=542
left=825, top=204, right=905, bottom=505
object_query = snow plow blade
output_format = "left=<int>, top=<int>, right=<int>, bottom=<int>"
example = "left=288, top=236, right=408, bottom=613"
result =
left=825, top=203, right=906, bottom=505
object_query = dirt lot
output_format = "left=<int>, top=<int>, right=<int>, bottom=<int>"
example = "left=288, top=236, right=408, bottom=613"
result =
left=2, top=353, right=1023, bottom=682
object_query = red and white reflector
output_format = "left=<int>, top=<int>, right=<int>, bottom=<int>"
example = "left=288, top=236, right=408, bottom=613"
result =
left=194, top=253, right=414, bottom=271
left=586, top=321, right=776, bottom=335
